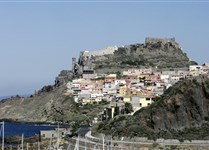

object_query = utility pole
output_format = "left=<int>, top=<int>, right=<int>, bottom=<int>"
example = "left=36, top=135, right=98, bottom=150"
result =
left=57, top=122, right=60, bottom=150
left=103, top=134, right=105, bottom=150
left=163, top=140, right=165, bottom=150
left=26, top=143, right=28, bottom=150
left=67, top=143, right=71, bottom=150
left=21, top=134, right=24, bottom=150
left=77, top=135, right=79, bottom=150
left=0, top=122, right=4, bottom=150
left=74, top=135, right=79, bottom=150
left=84, top=136, right=87, bottom=150
left=110, top=136, right=112, bottom=150
left=2, top=122, right=4, bottom=150
left=37, top=141, right=40, bottom=150
left=48, top=135, right=52, bottom=150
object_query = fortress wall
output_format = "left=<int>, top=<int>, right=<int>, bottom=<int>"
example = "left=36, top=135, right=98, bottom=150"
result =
left=145, top=37, right=176, bottom=44
left=83, top=46, right=118, bottom=57
left=145, top=37, right=180, bottom=49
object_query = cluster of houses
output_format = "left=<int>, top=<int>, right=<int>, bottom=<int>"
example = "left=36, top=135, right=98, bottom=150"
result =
left=66, top=64, right=209, bottom=120
left=40, top=127, right=69, bottom=140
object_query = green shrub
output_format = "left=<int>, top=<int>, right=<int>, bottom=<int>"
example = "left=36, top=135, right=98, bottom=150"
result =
left=164, top=86, right=173, bottom=95
left=152, top=143, right=159, bottom=148
left=170, top=145, right=177, bottom=149
left=192, top=78, right=200, bottom=86
left=178, top=138, right=184, bottom=142
left=115, top=115, right=126, bottom=122
left=205, top=80, right=209, bottom=89
left=121, top=60, right=145, bottom=66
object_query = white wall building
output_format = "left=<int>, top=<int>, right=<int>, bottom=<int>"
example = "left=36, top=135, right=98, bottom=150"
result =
left=115, top=79, right=126, bottom=85
left=160, top=74, right=170, bottom=82
left=189, top=65, right=203, bottom=71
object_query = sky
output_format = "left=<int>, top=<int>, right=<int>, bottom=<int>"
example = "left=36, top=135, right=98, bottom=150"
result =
left=0, top=0, right=209, bottom=96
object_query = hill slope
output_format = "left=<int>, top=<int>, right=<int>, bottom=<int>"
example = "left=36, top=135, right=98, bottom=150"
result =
left=94, top=76, right=209, bottom=140
left=0, top=85, right=107, bottom=124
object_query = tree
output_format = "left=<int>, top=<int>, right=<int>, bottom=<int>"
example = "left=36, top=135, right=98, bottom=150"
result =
left=124, top=102, right=133, bottom=114
left=116, top=71, right=122, bottom=79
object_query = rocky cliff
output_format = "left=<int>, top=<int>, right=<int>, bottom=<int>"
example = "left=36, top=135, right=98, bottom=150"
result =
left=94, top=76, right=209, bottom=140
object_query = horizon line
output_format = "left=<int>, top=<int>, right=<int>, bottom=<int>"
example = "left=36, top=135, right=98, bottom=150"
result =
left=0, top=0, right=209, bottom=3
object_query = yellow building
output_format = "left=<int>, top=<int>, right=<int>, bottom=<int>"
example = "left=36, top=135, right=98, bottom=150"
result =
left=123, top=96, right=131, bottom=103
left=116, top=84, right=127, bottom=97
left=189, top=71, right=200, bottom=77
left=123, top=94, right=155, bottom=113
left=139, top=95, right=155, bottom=108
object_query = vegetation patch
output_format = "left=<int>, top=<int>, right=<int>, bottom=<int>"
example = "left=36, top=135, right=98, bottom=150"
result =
left=121, top=60, right=145, bottom=66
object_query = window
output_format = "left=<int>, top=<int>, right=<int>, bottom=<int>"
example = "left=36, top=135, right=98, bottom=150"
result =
left=146, top=98, right=150, bottom=101
left=43, top=134, right=45, bottom=137
left=148, top=103, right=150, bottom=106
left=140, top=103, right=142, bottom=107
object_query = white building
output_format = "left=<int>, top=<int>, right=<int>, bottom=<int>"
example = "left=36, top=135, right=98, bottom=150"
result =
left=160, top=74, right=170, bottom=83
left=189, top=65, right=203, bottom=71
left=115, top=79, right=126, bottom=85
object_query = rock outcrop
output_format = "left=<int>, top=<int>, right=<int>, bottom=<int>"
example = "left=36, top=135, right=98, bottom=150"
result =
left=133, top=76, right=209, bottom=130
left=72, top=38, right=196, bottom=75
left=55, top=70, right=73, bottom=86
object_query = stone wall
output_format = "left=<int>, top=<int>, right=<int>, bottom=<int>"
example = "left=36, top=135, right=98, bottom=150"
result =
left=145, top=37, right=176, bottom=44
left=145, top=37, right=180, bottom=49
left=83, top=46, right=118, bottom=57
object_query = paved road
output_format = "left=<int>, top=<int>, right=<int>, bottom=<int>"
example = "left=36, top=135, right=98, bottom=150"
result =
left=85, top=131, right=209, bottom=147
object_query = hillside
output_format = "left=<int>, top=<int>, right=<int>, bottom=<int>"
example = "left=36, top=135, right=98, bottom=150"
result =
left=0, top=37, right=200, bottom=139
left=93, top=76, right=209, bottom=140
left=0, top=85, right=108, bottom=125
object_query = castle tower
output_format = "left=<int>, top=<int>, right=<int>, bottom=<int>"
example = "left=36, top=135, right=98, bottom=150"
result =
left=72, top=57, right=76, bottom=73
left=78, top=51, right=85, bottom=65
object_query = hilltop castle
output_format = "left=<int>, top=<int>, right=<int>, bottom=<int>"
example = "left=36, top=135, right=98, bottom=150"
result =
left=71, top=46, right=118, bottom=78
left=56, top=37, right=190, bottom=86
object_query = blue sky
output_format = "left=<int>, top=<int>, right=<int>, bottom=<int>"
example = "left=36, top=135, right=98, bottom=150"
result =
left=0, top=1, right=209, bottom=96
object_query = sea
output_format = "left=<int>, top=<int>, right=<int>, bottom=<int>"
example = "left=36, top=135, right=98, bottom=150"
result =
left=0, top=122, right=62, bottom=137
left=0, top=96, right=11, bottom=101
left=0, top=96, right=68, bottom=137
left=0, top=95, right=30, bottom=101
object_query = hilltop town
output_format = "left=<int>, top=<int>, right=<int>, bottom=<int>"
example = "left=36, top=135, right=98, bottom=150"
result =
left=1, top=38, right=209, bottom=149
left=59, top=38, right=209, bottom=122
left=1, top=37, right=208, bottom=125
